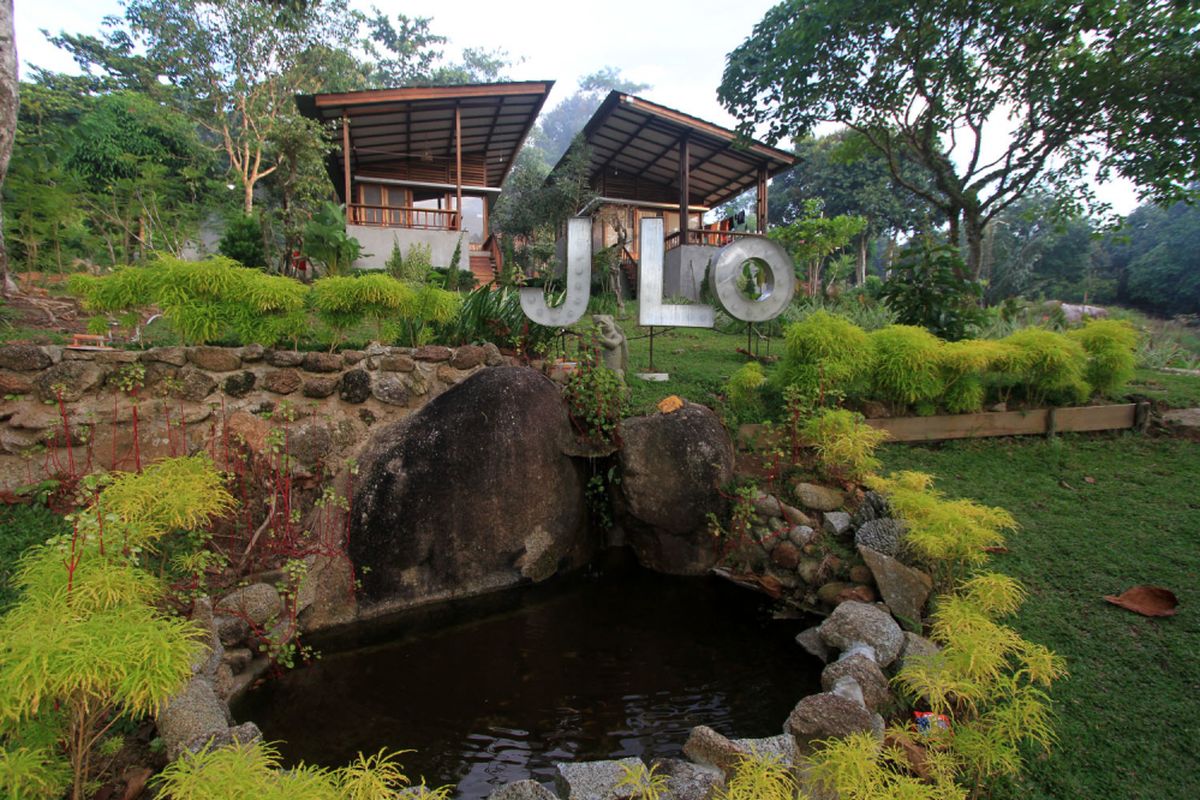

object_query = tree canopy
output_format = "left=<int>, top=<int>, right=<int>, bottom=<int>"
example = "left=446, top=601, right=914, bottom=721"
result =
left=719, top=0, right=1198, bottom=278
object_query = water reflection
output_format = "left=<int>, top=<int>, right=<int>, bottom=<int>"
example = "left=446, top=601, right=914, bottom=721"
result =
left=236, top=551, right=820, bottom=799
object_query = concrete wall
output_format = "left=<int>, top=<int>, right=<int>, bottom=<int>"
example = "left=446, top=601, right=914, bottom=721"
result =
left=664, top=245, right=718, bottom=302
left=349, top=226, right=466, bottom=270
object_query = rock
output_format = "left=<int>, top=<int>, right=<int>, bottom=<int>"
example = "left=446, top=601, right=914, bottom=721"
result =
left=860, top=400, right=890, bottom=419
left=858, top=546, right=932, bottom=630
left=896, top=631, right=941, bottom=670
left=450, top=345, right=486, bottom=369
left=788, top=525, right=816, bottom=548
left=437, top=364, right=468, bottom=385
left=770, top=541, right=800, bottom=571
left=263, top=369, right=302, bottom=395
left=683, top=724, right=748, bottom=775
left=222, top=647, right=253, bottom=673
left=141, top=347, right=188, bottom=367
left=818, top=600, right=904, bottom=667
left=555, top=757, right=643, bottom=800
left=216, top=583, right=282, bottom=627
left=302, top=375, right=340, bottom=398
left=730, top=734, right=794, bottom=765
left=837, top=585, right=876, bottom=604
left=371, top=375, right=410, bottom=406
left=0, top=371, right=33, bottom=395
left=816, top=581, right=850, bottom=606
left=852, top=491, right=891, bottom=528
left=188, top=346, right=241, bottom=372
left=726, top=542, right=769, bottom=573
left=188, top=598, right=224, bottom=679
left=379, top=353, right=416, bottom=372
left=821, top=653, right=892, bottom=711
left=654, top=759, right=722, bottom=800
left=348, top=367, right=591, bottom=611
left=156, top=677, right=231, bottom=759
left=822, top=511, right=852, bottom=537
left=225, top=411, right=272, bottom=457
left=342, top=349, right=365, bottom=365
left=779, top=503, right=813, bottom=527
left=793, top=482, right=845, bottom=512
left=753, top=493, right=786, bottom=518
left=303, top=351, right=342, bottom=373
left=222, top=371, right=257, bottom=398
left=849, top=565, right=874, bottom=585
left=487, top=780, right=559, bottom=800
left=141, top=361, right=178, bottom=391
left=267, top=350, right=305, bottom=367
left=854, top=519, right=905, bottom=557
left=240, top=344, right=265, bottom=362
left=34, top=361, right=105, bottom=402
left=338, top=369, right=371, bottom=403
left=616, top=403, right=734, bottom=575
left=413, top=345, right=452, bottom=362
left=0, top=345, right=52, bottom=371
left=176, top=366, right=217, bottom=402
left=786, top=692, right=885, bottom=753
left=796, top=626, right=831, bottom=663
left=797, top=558, right=821, bottom=585
left=288, top=422, right=333, bottom=467
left=829, top=674, right=865, bottom=706
left=483, top=342, right=504, bottom=366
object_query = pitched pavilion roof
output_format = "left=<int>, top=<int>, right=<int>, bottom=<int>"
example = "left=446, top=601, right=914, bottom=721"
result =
left=296, top=81, right=554, bottom=199
left=548, top=92, right=796, bottom=209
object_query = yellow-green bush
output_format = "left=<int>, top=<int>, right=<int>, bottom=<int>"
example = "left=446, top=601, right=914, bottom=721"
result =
left=938, top=339, right=1012, bottom=414
left=802, top=408, right=890, bottom=482
left=725, top=362, right=767, bottom=423
left=717, top=751, right=797, bottom=800
left=865, top=471, right=1016, bottom=585
left=154, top=740, right=449, bottom=800
left=777, top=311, right=873, bottom=402
left=1068, top=319, right=1139, bottom=397
left=868, top=325, right=944, bottom=409
left=998, top=328, right=1089, bottom=406
left=0, top=456, right=232, bottom=800
left=805, top=731, right=965, bottom=800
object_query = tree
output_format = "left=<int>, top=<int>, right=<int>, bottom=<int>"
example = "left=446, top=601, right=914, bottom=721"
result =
left=1106, top=200, right=1200, bottom=316
left=770, top=130, right=936, bottom=282
left=365, top=9, right=510, bottom=88
left=769, top=199, right=866, bottom=297
left=0, top=0, right=18, bottom=295
left=719, top=0, right=1188, bottom=279
left=121, top=0, right=360, bottom=213
left=534, top=67, right=649, bottom=164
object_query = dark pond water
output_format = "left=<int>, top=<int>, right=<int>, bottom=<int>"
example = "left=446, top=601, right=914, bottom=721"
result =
left=235, top=551, right=820, bottom=799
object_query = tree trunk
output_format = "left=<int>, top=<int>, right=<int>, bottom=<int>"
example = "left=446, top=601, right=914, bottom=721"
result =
left=0, top=0, right=19, bottom=296
left=963, top=212, right=985, bottom=280
left=243, top=180, right=255, bottom=215
left=857, top=234, right=868, bottom=284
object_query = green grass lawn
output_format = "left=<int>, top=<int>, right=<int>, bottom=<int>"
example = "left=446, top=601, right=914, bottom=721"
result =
left=0, top=503, right=68, bottom=612
left=880, top=432, right=1200, bottom=800
left=1128, top=367, right=1200, bottom=409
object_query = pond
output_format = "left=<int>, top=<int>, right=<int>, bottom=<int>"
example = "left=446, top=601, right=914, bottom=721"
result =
left=235, top=550, right=820, bottom=799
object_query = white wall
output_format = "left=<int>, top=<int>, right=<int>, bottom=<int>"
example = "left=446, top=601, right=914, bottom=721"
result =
left=348, top=226, right=466, bottom=270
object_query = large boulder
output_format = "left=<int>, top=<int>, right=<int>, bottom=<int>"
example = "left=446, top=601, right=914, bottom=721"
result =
left=786, top=692, right=884, bottom=754
left=348, top=367, right=592, bottom=613
left=818, top=600, right=904, bottom=667
left=616, top=403, right=734, bottom=575
left=858, top=546, right=932, bottom=629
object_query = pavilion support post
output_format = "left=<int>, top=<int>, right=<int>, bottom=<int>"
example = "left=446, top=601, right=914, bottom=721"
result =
left=756, top=166, right=768, bottom=233
left=454, top=103, right=463, bottom=232
left=342, top=112, right=352, bottom=224
left=678, top=132, right=690, bottom=246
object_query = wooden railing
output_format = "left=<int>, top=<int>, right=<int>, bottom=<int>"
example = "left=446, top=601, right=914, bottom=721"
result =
left=349, top=204, right=460, bottom=231
left=663, top=229, right=758, bottom=251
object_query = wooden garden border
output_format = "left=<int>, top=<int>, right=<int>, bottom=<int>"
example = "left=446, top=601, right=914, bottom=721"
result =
left=737, top=402, right=1149, bottom=448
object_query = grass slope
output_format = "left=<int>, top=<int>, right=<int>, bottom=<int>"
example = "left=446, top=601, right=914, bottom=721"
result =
left=881, top=433, right=1200, bottom=800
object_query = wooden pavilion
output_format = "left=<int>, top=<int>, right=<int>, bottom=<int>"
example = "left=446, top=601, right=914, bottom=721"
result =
left=296, top=81, right=553, bottom=284
left=545, top=92, right=796, bottom=299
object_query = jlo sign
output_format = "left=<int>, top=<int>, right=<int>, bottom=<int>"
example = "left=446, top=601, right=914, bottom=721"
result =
left=519, top=217, right=795, bottom=328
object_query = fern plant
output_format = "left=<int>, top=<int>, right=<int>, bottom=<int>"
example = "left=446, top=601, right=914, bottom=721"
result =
left=717, top=751, right=798, bottom=800
left=802, top=408, right=889, bottom=482
left=1067, top=319, right=1138, bottom=397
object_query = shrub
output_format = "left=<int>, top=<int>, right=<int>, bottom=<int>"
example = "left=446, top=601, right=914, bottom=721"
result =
left=304, top=203, right=364, bottom=276
left=69, top=255, right=309, bottom=347
left=868, top=325, right=944, bottom=408
left=880, top=236, right=984, bottom=341
left=1068, top=319, right=1138, bottom=397
left=777, top=310, right=873, bottom=403
left=998, top=328, right=1089, bottom=406
left=441, top=284, right=555, bottom=353
left=805, top=731, right=964, bottom=799
left=563, top=354, right=628, bottom=446
left=0, top=456, right=231, bottom=800
left=217, top=213, right=267, bottom=269
left=939, top=339, right=1012, bottom=414
left=866, top=471, right=1016, bottom=586
left=895, top=573, right=1067, bottom=787
left=725, top=362, right=767, bottom=424
left=154, top=740, right=445, bottom=800
left=802, top=408, right=889, bottom=482
left=717, top=752, right=797, bottom=800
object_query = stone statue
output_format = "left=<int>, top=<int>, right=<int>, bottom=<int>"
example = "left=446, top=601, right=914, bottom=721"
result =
left=592, top=314, right=628, bottom=378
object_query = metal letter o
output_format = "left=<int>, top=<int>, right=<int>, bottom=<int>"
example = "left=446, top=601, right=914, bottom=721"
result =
left=709, top=236, right=796, bottom=323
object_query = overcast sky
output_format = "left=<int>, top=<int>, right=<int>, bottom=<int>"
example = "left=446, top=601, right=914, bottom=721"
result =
left=14, top=0, right=1141, bottom=214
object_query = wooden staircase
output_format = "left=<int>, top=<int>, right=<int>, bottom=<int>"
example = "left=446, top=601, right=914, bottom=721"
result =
left=468, top=249, right=498, bottom=288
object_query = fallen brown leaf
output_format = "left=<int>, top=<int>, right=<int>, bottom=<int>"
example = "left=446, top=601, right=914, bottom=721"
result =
left=1103, top=585, right=1179, bottom=617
